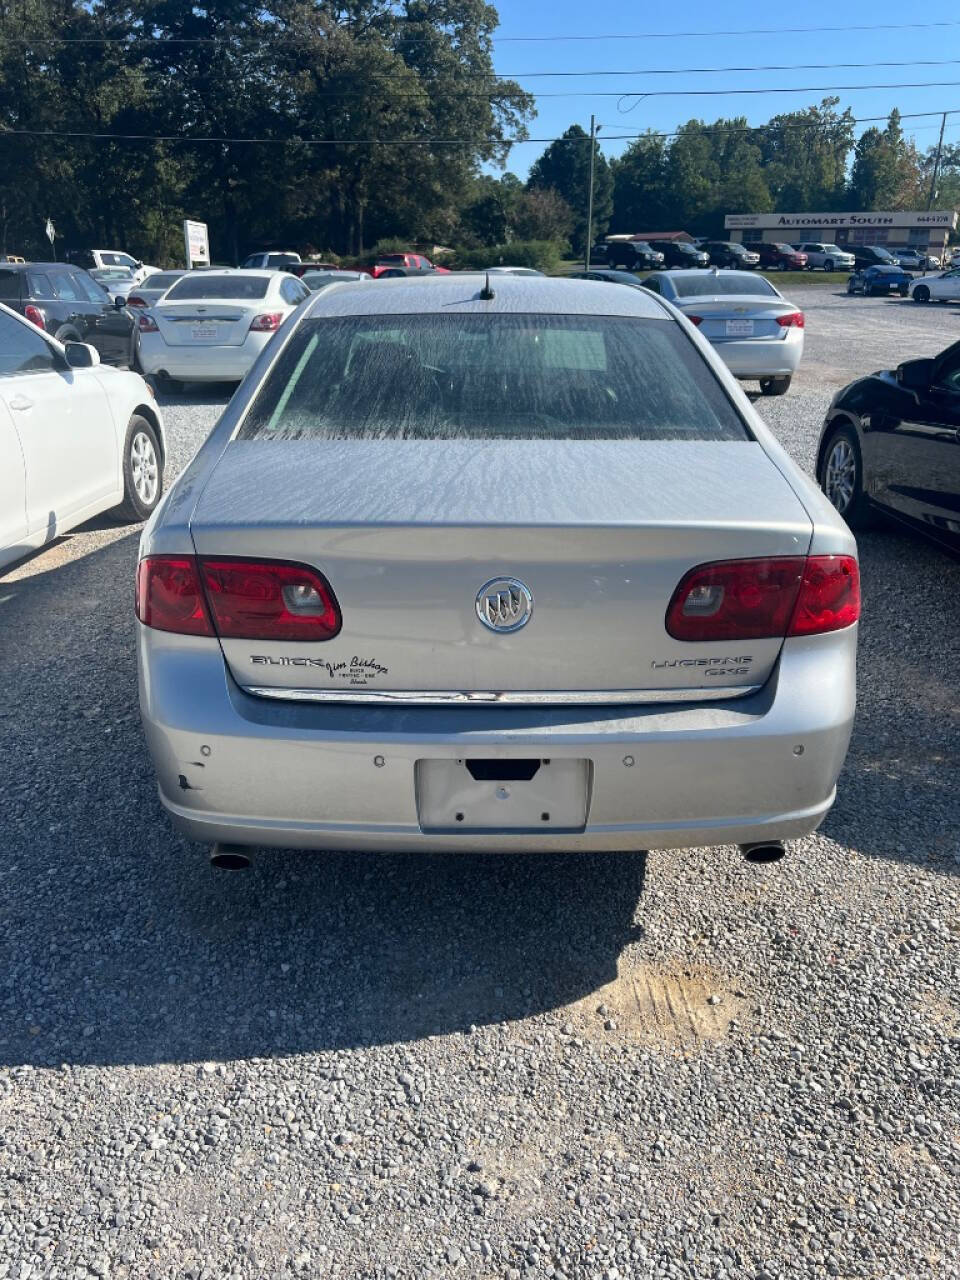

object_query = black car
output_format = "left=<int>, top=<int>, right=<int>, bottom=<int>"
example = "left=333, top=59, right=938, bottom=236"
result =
left=603, top=240, right=664, bottom=270
left=648, top=240, right=710, bottom=269
left=816, top=338, right=960, bottom=555
left=851, top=244, right=900, bottom=271
left=570, top=269, right=648, bottom=288
left=702, top=241, right=760, bottom=269
left=0, top=261, right=137, bottom=367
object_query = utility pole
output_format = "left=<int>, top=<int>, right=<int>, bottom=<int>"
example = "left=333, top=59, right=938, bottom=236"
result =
left=926, top=111, right=948, bottom=211
left=584, top=115, right=601, bottom=271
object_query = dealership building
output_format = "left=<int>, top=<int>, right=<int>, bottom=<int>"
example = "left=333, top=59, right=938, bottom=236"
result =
left=724, top=208, right=957, bottom=254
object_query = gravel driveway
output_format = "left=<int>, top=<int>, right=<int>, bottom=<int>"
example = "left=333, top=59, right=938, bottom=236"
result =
left=1, top=288, right=958, bottom=1280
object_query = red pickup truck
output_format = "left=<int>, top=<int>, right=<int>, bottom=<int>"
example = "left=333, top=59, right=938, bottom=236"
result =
left=368, top=253, right=450, bottom=278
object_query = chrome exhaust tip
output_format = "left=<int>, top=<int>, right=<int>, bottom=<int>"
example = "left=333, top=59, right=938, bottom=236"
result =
left=209, top=843, right=253, bottom=870
left=740, top=840, right=786, bottom=865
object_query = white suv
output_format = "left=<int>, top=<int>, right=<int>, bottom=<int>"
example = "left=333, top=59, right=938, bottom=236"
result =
left=240, top=251, right=301, bottom=269
left=792, top=243, right=855, bottom=272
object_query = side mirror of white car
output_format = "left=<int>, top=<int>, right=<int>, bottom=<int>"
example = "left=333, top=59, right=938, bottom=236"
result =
left=64, top=342, right=101, bottom=369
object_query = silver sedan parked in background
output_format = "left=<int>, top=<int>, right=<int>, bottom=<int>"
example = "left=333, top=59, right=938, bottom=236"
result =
left=641, top=269, right=804, bottom=395
left=136, top=275, right=858, bottom=867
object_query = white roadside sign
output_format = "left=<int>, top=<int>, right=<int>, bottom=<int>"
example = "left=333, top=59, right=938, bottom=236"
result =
left=183, top=219, right=210, bottom=267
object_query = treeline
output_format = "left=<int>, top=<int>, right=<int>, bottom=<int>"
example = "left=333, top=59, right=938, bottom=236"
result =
left=2, top=1, right=958, bottom=266
left=0, top=0, right=534, bottom=262
left=502, top=103, right=958, bottom=257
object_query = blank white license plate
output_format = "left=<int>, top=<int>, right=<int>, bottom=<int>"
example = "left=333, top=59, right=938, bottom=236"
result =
left=416, top=758, right=589, bottom=832
left=191, top=326, right=219, bottom=341
left=725, top=319, right=754, bottom=336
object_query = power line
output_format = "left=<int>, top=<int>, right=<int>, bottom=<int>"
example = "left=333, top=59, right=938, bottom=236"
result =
left=491, top=19, right=960, bottom=42
left=8, top=18, right=960, bottom=47
left=4, top=107, right=958, bottom=149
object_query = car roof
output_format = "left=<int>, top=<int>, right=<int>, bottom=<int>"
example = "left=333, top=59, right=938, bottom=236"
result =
left=300, top=273, right=669, bottom=319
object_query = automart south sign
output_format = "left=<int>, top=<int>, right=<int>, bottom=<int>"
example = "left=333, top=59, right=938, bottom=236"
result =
left=724, top=209, right=957, bottom=230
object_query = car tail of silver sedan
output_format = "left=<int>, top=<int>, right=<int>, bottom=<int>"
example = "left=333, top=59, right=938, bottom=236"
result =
left=136, top=275, right=858, bottom=863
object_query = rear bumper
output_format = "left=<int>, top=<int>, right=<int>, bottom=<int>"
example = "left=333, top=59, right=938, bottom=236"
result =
left=138, top=626, right=856, bottom=853
left=137, top=334, right=270, bottom=382
left=711, top=331, right=804, bottom=379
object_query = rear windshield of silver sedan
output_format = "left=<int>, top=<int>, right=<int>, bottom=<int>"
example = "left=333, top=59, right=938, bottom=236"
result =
left=671, top=274, right=779, bottom=298
left=164, top=275, right=270, bottom=300
left=239, top=314, right=748, bottom=442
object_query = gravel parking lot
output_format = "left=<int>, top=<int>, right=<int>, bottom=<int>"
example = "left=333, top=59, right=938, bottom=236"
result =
left=1, top=287, right=958, bottom=1280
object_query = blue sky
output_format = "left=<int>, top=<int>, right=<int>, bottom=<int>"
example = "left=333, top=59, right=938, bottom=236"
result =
left=489, top=0, right=960, bottom=184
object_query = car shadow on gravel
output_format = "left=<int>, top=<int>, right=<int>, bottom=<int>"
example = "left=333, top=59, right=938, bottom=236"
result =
left=0, top=533, right=648, bottom=1069
left=819, top=524, right=959, bottom=872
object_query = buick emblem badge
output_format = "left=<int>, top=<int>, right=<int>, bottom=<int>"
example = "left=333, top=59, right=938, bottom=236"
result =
left=476, top=578, right=533, bottom=633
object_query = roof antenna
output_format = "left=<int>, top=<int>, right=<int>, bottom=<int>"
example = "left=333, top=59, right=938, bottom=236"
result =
left=479, top=271, right=495, bottom=301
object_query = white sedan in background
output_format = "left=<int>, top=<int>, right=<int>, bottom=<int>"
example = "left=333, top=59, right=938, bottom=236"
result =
left=641, top=269, right=804, bottom=395
left=136, top=270, right=311, bottom=391
left=910, top=267, right=960, bottom=303
left=0, top=303, right=165, bottom=571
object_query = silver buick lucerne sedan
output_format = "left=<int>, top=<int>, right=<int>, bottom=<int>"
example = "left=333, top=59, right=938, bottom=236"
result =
left=137, top=275, right=858, bottom=864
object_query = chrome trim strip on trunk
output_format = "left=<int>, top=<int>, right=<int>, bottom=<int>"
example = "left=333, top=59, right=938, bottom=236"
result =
left=242, top=684, right=762, bottom=706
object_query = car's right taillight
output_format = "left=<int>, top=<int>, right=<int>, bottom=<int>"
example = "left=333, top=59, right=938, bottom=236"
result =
left=138, top=312, right=159, bottom=332
left=24, top=305, right=44, bottom=328
left=776, top=311, right=805, bottom=328
left=249, top=312, right=283, bottom=332
left=686, top=314, right=704, bottom=327
left=665, top=555, right=859, bottom=642
left=136, top=555, right=341, bottom=641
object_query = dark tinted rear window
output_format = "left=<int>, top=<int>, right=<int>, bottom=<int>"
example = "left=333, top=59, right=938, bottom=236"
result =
left=672, top=274, right=778, bottom=298
left=0, top=269, right=20, bottom=301
left=164, top=275, right=269, bottom=300
left=239, top=313, right=747, bottom=443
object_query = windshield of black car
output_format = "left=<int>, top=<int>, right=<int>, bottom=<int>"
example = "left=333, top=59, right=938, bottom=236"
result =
left=870, top=247, right=896, bottom=261
left=239, top=314, right=748, bottom=442
left=671, top=274, right=778, bottom=298
left=163, top=276, right=270, bottom=301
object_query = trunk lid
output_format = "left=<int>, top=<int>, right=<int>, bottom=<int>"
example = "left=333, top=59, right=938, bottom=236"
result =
left=153, top=301, right=255, bottom=347
left=189, top=439, right=813, bottom=701
left=673, top=296, right=796, bottom=343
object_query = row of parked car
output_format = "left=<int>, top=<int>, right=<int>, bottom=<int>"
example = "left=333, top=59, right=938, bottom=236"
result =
left=598, top=237, right=959, bottom=274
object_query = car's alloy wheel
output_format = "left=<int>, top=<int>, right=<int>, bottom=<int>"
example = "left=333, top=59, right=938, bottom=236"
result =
left=913, top=285, right=930, bottom=303
left=823, top=436, right=857, bottom=515
left=131, top=429, right=159, bottom=507
left=824, top=260, right=833, bottom=272
left=111, top=414, right=163, bottom=522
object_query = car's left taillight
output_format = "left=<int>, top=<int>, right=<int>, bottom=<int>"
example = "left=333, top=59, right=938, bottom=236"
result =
left=665, top=555, right=859, bottom=642
left=138, top=312, right=159, bottom=332
left=249, top=312, right=284, bottom=332
left=24, top=305, right=44, bottom=328
left=776, top=311, right=805, bottom=328
left=136, top=557, right=214, bottom=636
left=137, top=556, right=341, bottom=641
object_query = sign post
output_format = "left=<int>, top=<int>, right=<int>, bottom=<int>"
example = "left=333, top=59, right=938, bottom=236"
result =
left=183, top=219, right=210, bottom=269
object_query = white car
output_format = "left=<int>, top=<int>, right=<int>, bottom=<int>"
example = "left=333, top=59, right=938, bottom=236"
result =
left=83, top=250, right=157, bottom=286
left=641, top=269, right=804, bottom=395
left=0, top=303, right=165, bottom=571
left=909, top=268, right=960, bottom=303
left=136, top=270, right=311, bottom=390
left=240, top=251, right=301, bottom=270
left=89, top=268, right=139, bottom=303
left=793, top=243, right=855, bottom=272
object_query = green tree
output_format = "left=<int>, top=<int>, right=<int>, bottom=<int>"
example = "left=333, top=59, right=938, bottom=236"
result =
left=527, top=123, right=613, bottom=254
